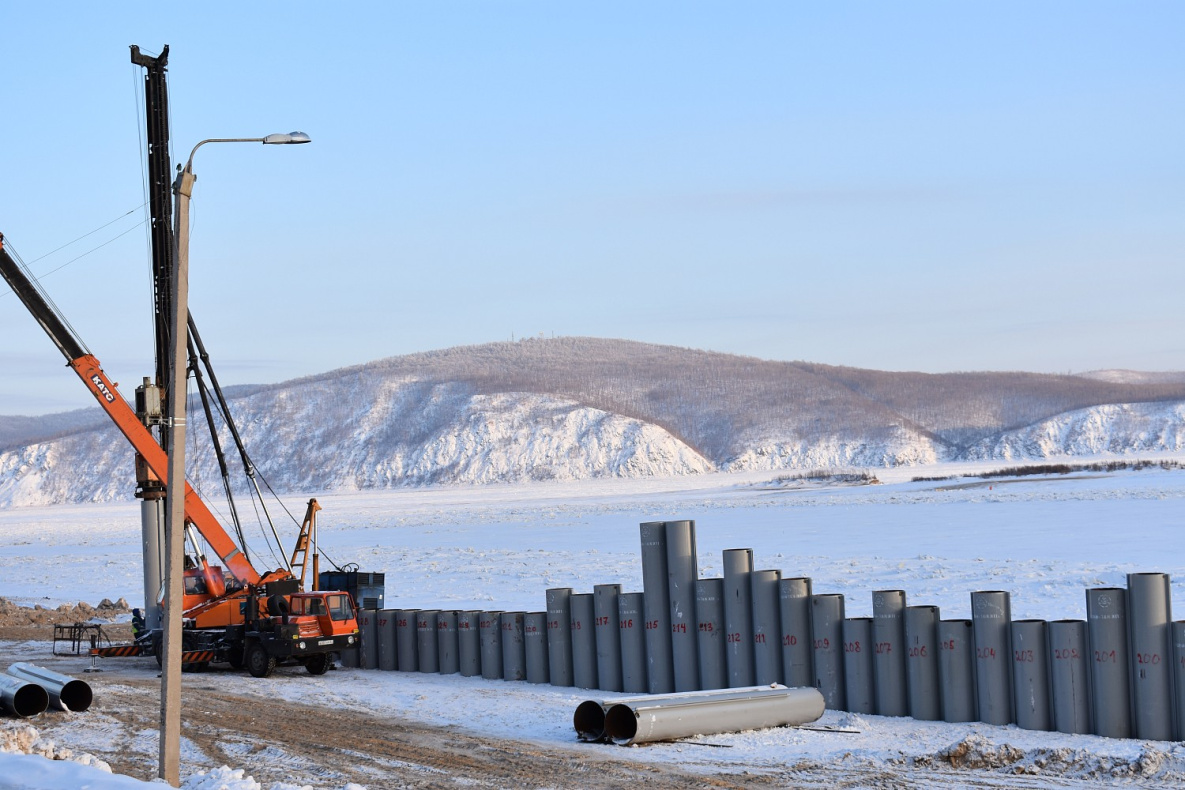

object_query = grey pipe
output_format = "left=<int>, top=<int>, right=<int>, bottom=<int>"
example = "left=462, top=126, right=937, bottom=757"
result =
left=1011, top=619, right=1052, bottom=731
left=525, top=612, right=550, bottom=684
left=360, top=609, right=378, bottom=670
left=842, top=617, right=874, bottom=714
left=594, top=584, right=623, bottom=692
left=696, top=578, right=727, bottom=690
left=545, top=588, right=574, bottom=687
left=872, top=590, right=908, bottom=717
left=640, top=522, right=674, bottom=693
left=0, top=673, right=49, bottom=718
left=665, top=520, right=700, bottom=691
left=618, top=592, right=648, bottom=693
left=904, top=605, right=941, bottom=721
left=479, top=610, right=503, bottom=680
left=1048, top=619, right=1090, bottom=735
left=812, top=593, right=845, bottom=710
left=1086, top=587, right=1131, bottom=738
left=457, top=610, right=482, bottom=677
left=376, top=609, right=398, bottom=671
left=501, top=611, right=526, bottom=681
left=938, top=619, right=977, bottom=722
left=780, top=577, right=814, bottom=688
left=571, top=593, right=598, bottom=689
left=1126, top=572, right=1173, bottom=741
left=752, top=569, right=784, bottom=685
left=5, top=663, right=91, bottom=713
left=395, top=609, right=419, bottom=672
left=1173, top=622, right=1185, bottom=740
left=574, top=685, right=803, bottom=742
left=723, top=548, right=756, bottom=687
left=604, top=686, right=825, bottom=745
left=972, top=590, right=1013, bottom=725
left=416, top=609, right=440, bottom=673
left=437, top=610, right=460, bottom=675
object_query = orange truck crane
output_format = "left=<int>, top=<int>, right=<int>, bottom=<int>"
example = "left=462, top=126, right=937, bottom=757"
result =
left=0, top=233, right=359, bottom=677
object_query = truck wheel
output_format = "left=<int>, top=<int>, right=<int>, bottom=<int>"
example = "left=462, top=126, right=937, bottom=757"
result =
left=245, top=644, right=276, bottom=678
left=305, top=653, right=331, bottom=675
left=227, top=644, right=245, bottom=669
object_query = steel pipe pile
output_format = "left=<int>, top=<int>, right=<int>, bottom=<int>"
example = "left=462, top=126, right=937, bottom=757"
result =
left=5, top=663, right=91, bottom=713
left=387, top=519, right=1185, bottom=746
left=573, top=685, right=803, bottom=743
left=0, top=673, right=49, bottom=718
left=603, top=685, right=825, bottom=745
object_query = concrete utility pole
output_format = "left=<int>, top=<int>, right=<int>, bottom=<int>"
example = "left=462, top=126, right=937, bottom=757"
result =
left=159, top=131, right=311, bottom=786
left=158, top=163, right=193, bottom=787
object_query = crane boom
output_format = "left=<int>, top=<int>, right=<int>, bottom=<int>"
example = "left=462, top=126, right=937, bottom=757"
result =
left=0, top=235, right=259, bottom=585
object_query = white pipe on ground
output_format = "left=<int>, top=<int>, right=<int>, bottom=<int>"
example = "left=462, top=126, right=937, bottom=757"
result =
left=603, top=686, right=825, bottom=745
left=0, top=673, right=49, bottom=718
left=574, top=684, right=808, bottom=742
left=5, top=663, right=92, bottom=712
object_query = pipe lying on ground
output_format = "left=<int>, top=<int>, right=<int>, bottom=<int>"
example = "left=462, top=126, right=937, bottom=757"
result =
left=573, top=685, right=820, bottom=743
left=5, top=663, right=92, bottom=712
left=604, top=685, right=825, bottom=745
left=0, top=673, right=49, bottom=718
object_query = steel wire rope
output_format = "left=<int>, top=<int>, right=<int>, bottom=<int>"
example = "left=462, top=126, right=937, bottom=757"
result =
left=0, top=217, right=147, bottom=301
left=0, top=240, right=91, bottom=357
left=248, top=465, right=347, bottom=572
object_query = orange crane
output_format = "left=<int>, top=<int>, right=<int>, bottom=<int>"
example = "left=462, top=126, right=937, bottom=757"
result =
left=0, top=233, right=359, bottom=677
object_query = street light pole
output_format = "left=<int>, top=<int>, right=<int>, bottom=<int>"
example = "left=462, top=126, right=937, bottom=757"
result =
left=159, top=131, right=310, bottom=787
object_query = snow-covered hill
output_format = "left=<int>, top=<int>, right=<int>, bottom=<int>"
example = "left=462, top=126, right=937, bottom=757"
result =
left=960, top=401, right=1185, bottom=461
left=3, top=338, right=1185, bottom=506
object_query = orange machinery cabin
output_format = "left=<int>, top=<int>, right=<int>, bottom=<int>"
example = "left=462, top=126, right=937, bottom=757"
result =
left=177, top=566, right=359, bottom=638
left=288, top=591, right=360, bottom=638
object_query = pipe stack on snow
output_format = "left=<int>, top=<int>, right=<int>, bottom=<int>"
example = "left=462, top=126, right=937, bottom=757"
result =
left=366, top=520, right=1185, bottom=744
left=0, top=663, right=92, bottom=718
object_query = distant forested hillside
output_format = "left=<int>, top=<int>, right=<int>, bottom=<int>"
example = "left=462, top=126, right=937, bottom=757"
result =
left=3, top=337, right=1185, bottom=505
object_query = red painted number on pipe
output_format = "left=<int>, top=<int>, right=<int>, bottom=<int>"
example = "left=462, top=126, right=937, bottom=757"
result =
left=783, top=634, right=798, bottom=646
left=813, top=638, right=830, bottom=650
left=908, top=646, right=928, bottom=658
left=875, top=642, right=892, bottom=655
left=844, top=641, right=861, bottom=654
left=977, top=647, right=997, bottom=660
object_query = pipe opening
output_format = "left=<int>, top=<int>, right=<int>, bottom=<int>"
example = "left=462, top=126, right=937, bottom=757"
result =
left=605, top=703, right=638, bottom=745
left=10, top=683, right=49, bottom=718
left=59, top=679, right=93, bottom=712
left=573, top=700, right=606, bottom=742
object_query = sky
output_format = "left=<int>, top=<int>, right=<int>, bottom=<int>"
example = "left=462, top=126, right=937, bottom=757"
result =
left=1, top=3, right=1183, bottom=415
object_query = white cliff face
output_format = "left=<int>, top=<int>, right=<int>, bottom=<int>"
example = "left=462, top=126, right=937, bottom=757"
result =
left=959, top=401, right=1185, bottom=461
left=725, top=425, right=942, bottom=472
left=0, top=381, right=714, bottom=506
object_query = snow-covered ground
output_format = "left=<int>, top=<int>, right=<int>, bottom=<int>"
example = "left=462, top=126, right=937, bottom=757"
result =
left=3, top=461, right=1185, bottom=788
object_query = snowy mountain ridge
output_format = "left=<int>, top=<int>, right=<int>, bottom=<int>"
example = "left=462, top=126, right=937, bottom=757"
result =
left=3, top=338, right=1185, bottom=507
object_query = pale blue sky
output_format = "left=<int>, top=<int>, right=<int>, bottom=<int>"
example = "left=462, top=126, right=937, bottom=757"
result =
left=2, top=3, right=1183, bottom=414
